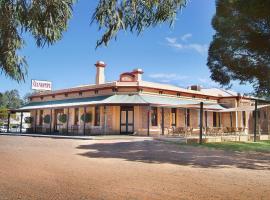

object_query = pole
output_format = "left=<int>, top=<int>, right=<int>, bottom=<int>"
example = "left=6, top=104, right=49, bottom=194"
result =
left=199, top=102, right=203, bottom=144
left=50, top=109, right=52, bottom=134
left=147, top=106, right=150, bottom=136
left=230, top=112, right=233, bottom=128
left=104, top=106, right=107, bottom=135
left=83, top=107, right=86, bottom=135
left=185, top=108, right=187, bottom=128
left=161, top=107, right=164, bottom=135
left=7, top=112, right=10, bottom=133
left=20, top=112, right=23, bottom=133
left=254, top=99, right=258, bottom=142
left=66, top=107, right=69, bottom=134
left=34, top=110, right=37, bottom=133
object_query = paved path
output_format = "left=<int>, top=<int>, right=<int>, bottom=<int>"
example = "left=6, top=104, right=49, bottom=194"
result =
left=0, top=135, right=269, bottom=200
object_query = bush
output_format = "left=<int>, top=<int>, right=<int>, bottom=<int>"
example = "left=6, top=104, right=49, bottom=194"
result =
left=81, top=112, right=92, bottom=123
left=43, top=115, right=51, bottom=124
left=24, top=117, right=33, bottom=124
left=58, top=114, right=67, bottom=123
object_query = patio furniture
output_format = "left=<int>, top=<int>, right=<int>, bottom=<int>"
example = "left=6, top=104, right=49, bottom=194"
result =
left=186, top=127, right=193, bottom=137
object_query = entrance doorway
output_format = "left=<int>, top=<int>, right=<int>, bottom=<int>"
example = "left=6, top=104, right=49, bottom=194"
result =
left=120, top=106, right=134, bottom=134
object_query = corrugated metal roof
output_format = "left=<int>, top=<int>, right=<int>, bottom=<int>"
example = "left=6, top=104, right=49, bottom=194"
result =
left=218, top=105, right=269, bottom=112
left=102, top=94, right=148, bottom=104
left=140, top=94, right=200, bottom=106
left=19, top=95, right=110, bottom=110
left=19, top=94, right=223, bottom=110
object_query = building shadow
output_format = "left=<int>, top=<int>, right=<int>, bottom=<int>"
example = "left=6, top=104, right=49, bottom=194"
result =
left=76, top=140, right=270, bottom=170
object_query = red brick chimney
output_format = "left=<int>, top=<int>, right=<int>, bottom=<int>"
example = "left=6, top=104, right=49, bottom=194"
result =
left=95, top=61, right=106, bottom=84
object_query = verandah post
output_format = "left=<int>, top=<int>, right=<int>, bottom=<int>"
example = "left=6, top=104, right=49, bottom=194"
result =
left=50, top=109, right=52, bottom=134
left=147, top=106, right=150, bottom=136
left=254, top=99, right=258, bottom=142
left=230, top=112, right=233, bottom=128
left=199, top=102, right=203, bottom=144
left=20, top=112, right=23, bottom=133
left=66, top=107, right=69, bottom=134
left=104, top=105, right=107, bottom=135
left=34, top=110, right=37, bottom=133
left=83, top=107, right=86, bottom=136
left=7, top=112, right=11, bottom=133
left=161, top=107, right=165, bottom=135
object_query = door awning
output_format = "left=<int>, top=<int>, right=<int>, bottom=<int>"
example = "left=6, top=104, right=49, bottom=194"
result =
left=218, top=104, right=270, bottom=112
left=18, top=94, right=224, bottom=111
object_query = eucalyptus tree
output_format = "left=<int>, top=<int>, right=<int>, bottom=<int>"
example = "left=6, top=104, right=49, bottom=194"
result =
left=0, top=0, right=187, bottom=82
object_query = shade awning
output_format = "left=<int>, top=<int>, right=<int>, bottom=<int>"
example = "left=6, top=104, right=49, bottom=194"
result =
left=184, top=103, right=226, bottom=111
left=139, top=94, right=201, bottom=106
left=18, top=94, right=224, bottom=111
left=218, top=105, right=270, bottom=112
left=19, top=95, right=110, bottom=110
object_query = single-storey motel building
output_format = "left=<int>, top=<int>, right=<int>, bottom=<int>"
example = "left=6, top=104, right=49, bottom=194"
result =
left=16, top=61, right=270, bottom=137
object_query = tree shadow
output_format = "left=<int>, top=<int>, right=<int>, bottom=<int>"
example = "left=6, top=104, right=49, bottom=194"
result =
left=77, top=140, right=270, bottom=170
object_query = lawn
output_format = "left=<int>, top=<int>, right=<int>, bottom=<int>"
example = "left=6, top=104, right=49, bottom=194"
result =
left=197, top=140, right=270, bottom=153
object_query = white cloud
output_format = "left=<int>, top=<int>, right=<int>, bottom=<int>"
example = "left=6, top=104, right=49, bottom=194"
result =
left=165, top=35, right=208, bottom=55
left=181, top=33, right=192, bottom=42
left=165, top=37, right=177, bottom=44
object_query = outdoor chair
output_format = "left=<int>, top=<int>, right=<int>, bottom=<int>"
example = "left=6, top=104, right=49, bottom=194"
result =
left=216, top=128, right=224, bottom=136
left=185, top=127, right=193, bottom=137
left=224, top=127, right=232, bottom=135
left=236, top=127, right=245, bottom=135
left=178, top=127, right=186, bottom=137
left=171, top=127, right=185, bottom=136
left=206, top=127, right=215, bottom=136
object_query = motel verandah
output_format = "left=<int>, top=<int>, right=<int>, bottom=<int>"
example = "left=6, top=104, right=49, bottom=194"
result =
left=9, top=61, right=270, bottom=140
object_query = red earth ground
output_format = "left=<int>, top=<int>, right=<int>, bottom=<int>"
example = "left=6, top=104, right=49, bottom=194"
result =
left=0, top=135, right=269, bottom=200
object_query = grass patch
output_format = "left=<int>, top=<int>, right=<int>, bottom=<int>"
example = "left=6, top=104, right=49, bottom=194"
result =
left=196, top=141, right=270, bottom=153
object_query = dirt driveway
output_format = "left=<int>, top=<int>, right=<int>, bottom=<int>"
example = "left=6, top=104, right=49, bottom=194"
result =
left=0, top=135, right=269, bottom=200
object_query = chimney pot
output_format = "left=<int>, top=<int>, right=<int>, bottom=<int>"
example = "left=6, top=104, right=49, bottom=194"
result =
left=95, top=61, right=106, bottom=84
left=95, top=61, right=106, bottom=68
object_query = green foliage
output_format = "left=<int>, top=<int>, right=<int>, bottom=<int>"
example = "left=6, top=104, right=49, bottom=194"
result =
left=43, top=114, right=51, bottom=124
left=0, top=89, right=23, bottom=109
left=208, top=0, right=270, bottom=96
left=24, top=116, right=32, bottom=124
left=0, top=106, right=8, bottom=120
left=58, top=114, right=67, bottom=123
left=1, top=1, right=187, bottom=82
left=81, top=112, right=92, bottom=123
left=92, top=0, right=187, bottom=47
left=0, top=0, right=75, bottom=82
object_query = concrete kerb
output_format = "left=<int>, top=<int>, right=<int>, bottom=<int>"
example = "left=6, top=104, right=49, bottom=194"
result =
left=0, top=132, right=154, bottom=141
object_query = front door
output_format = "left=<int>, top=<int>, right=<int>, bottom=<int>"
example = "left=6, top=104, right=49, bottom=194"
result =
left=120, top=106, right=134, bottom=134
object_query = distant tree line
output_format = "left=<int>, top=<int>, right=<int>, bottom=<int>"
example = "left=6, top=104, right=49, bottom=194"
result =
left=0, top=89, right=29, bottom=121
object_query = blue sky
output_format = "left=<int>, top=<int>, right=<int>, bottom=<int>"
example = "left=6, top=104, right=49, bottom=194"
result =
left=0, top=0, right=253, bottom=97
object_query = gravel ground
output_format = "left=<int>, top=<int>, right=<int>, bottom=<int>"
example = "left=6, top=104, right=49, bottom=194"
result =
left=0, top=135, right=269, bottom=200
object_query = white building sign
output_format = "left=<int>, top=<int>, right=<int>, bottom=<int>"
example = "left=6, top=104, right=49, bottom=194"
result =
left=31, top=80, right=52, bottom=91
